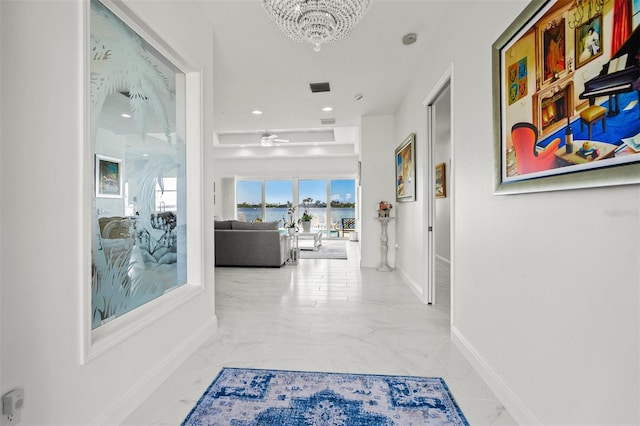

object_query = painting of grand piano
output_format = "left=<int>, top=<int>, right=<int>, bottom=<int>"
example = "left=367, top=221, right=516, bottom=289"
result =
left=493, top=0, right=640, bottom=193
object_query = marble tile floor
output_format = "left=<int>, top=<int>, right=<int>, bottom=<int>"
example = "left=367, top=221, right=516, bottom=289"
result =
left=123, top=241, right=516, bottom=425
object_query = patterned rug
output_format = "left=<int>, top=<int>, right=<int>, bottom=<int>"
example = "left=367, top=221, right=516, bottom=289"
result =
left=299, top=242, right=347, bottom=259
left=183, top=368, right=469, bottom=425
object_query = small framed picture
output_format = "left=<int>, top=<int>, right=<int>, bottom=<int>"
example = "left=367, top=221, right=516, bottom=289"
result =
left=395, top=133, right=416, bottom=202
left=575, top=14, right=603, bottom=69
left=95, top=154, right=123, bottom=198
left=435, top=162, right=446, bottom=198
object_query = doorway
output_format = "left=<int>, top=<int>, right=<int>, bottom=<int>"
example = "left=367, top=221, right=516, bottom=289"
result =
left=424, top=68, right=452, bottom=307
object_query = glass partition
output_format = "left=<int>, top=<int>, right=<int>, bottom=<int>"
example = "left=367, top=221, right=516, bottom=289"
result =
left=90, top=0, right=187, bottom=329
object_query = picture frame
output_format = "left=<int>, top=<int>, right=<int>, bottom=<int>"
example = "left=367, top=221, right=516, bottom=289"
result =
left=493, top=0, right=640, bottom=194
left=95, top=154, right=123, bottom=198
left=542, top=17, right=566, bottom=84
left=575, top=14, right=603, bottom=69
left=435, top=162, right=446, bottom=198
left=395, top=133, right=416, bottom=202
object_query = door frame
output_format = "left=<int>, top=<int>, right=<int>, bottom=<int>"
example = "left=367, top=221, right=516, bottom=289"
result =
left=422, top=64, right=454, bottom=307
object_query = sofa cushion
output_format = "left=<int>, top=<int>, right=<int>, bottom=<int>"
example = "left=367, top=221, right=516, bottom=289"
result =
left=214, top=220, right=233, bottom=229
left=232, top=221, right=279, bottom=230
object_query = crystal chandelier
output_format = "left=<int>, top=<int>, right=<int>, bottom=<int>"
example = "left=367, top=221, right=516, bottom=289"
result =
left=262, top=0, right=372, bottom=52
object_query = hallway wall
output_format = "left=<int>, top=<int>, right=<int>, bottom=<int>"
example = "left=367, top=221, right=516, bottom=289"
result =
left=0, top=2, right=217, bottom=424
left=392, top=2, right=639, bottom=425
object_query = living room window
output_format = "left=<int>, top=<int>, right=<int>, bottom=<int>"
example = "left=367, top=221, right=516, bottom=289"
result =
left=235, top=178, right=357, bottom=238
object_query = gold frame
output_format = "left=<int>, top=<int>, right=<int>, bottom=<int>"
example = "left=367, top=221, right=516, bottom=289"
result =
left=435, top=162, right=446, bottom=198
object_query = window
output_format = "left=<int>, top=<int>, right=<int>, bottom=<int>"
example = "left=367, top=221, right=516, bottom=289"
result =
left=265, top=180, right=293, bottom=223
left=331, top=179, right=356, bottom=237
left=235, top=178, right=356, bottom=238
left=236, top=180, right=262, bottom=222
left=156, top=177, right=178, bottom=212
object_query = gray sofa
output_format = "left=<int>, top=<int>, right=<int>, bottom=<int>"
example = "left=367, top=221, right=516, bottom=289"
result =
left=214, top=220, right=287, bottom=267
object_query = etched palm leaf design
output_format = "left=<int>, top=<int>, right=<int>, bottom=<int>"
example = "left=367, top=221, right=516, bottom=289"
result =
left=90, top=1, right=173, bottom=144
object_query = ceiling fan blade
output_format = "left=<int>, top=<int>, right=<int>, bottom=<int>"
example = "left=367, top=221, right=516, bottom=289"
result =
left=273, top=138, right=289, bottom=143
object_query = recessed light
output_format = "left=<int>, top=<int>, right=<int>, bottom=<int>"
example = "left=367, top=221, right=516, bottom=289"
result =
left=143, top=153, right=149, bottom=157
left=252, top=110, right=263, bottom=115
left=322, top=106, right=333, bottom=112
left=121, top=113, right=131, bottom=118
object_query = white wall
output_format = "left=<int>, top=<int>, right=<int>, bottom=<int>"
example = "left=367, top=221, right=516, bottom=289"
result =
left=393, top=1, right=640, bottom=425
left=0, top=1, right=217, bottom=424
left=360, top=115, right=396, bottom=268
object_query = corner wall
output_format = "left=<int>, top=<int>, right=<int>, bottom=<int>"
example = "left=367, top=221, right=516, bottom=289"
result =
left=393, top=1, right=639, bottom=425
left=0, top=2, right=216, bottom=424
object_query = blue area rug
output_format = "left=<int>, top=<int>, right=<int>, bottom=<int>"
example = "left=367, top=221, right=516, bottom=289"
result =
left=183, top=368, right=469, bottom=425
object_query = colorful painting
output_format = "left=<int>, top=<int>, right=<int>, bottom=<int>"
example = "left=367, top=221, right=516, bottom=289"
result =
left=493, top=0, right=640, bottom=193
left=575, top=15, right=603, bottom=69
left=543, top=19, right=566, bottom=82
left=435, top=162, right=446, bottom=198
left=96, top=155, right=122, bottom=198
left=508, top=57, right=528, bottom=105
left=395, top=133, right=416, bottom=202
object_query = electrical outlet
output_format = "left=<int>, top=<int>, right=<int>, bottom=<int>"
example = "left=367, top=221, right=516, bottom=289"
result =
left=1, top=389, right=23, bottom=425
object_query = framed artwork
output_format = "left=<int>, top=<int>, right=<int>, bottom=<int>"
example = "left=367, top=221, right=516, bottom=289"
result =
left=395, top=133, right=416, bottom=202
left=435, top=162, right=446, bottom=198
left=575, top=14, right=603, bottom=69
left=95, top=154, right=123, bottom=198
left=493, top=0, right=640, bottom=194
left=542, top=18, right=566, bottom=83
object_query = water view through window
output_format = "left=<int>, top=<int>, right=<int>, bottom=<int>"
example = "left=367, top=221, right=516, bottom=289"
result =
left=236, top=179, right=356, bottom=237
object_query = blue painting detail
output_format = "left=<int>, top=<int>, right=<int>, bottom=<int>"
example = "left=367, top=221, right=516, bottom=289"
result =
left=183, top=368, right=469, bottom=426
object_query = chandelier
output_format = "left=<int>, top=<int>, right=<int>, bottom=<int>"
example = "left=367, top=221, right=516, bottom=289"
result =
left=262, top=0, right=372, bottom=52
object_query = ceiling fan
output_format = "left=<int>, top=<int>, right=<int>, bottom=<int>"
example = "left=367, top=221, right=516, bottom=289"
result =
left=260, top=131, right=289, bottom=147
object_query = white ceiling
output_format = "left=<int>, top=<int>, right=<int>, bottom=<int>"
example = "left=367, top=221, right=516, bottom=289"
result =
left=196, top=0, right=452, bottom=148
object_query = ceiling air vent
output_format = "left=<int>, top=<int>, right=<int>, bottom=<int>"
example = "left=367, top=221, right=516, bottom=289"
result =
left=309, top=82, right=331, bottom=93
left=320, top=118, right=336, bottom=125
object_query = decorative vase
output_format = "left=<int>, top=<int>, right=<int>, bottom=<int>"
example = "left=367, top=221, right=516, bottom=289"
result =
left=288, top=227, right=296, bottom=235
left=301, top=221, right=311, bottom=232
left=378, top=210, right=389, bottom=218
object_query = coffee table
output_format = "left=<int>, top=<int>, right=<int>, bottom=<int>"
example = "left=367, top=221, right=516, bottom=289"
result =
left=297, top=231, right=322, bottom=251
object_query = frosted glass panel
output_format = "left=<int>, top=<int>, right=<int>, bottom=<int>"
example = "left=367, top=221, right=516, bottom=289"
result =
left=90, top=0, right=187, bottom=329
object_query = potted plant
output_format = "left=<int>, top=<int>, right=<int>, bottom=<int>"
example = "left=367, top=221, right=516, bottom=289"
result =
left=297, top=197, right=314, bottom=232
left=282, top=206, right=297, bottom=234
left=298, top=210, right=313, bottom=232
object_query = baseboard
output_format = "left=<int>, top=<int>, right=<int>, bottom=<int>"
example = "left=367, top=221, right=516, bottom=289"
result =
left=450, top=326, right=541, bottom=425
left=91, top=315, right=218, bottom=425
left=435, top=254, right=450, bottom=265
left=396, top=266, right=426, bottom=304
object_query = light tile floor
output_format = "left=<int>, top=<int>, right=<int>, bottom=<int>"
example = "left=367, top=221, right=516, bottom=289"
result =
left=123, top=241, right=516, bottom=425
